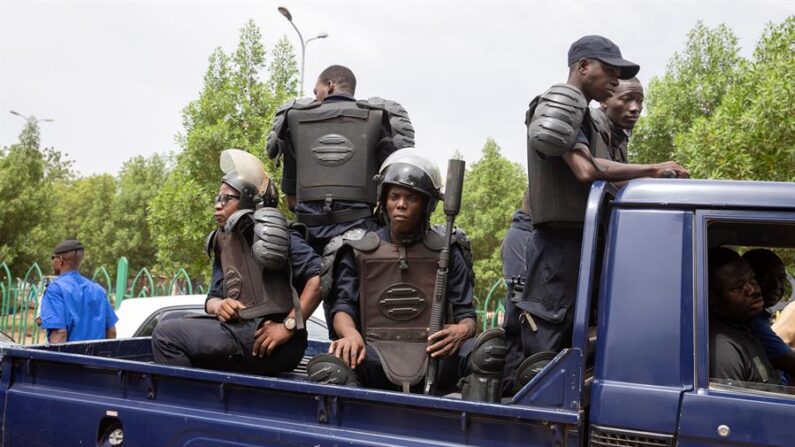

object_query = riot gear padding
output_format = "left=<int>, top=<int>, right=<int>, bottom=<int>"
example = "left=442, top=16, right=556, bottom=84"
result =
left=307, top=354, right=360, bottom=387
left=252, top=208, right=290, bottom=271
left=319, top=229, right=381, bottom=300
left=375, top=148, right=443, bottom=216
left=460, top=328, right=507, bottom=402
left=356, top=97, right=415, bottom=149
left=287, top=101, right=382, bottom=205
left=209, top=210, right=304, bottom=329
left=527, top=84, right=588, bottom=158
left=514, top=351, right=557, bottom=393
left=525, top=93, right=604, bottom=226
left=266, top=98, right=315, bottom=161
left=219, top=149, right=271, bottom=210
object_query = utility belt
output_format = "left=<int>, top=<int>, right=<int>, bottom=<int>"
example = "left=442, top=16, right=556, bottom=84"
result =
left=296, top=207, right=373, bottom=226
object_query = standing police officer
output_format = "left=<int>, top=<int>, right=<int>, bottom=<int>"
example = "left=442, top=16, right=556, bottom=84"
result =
left=592, top=77, right=644, bottom=162
left=40, top=239, right=118, bottom=343
left=306, top=149, right=506, bottom=402
left=516, top=36, right=689, bottom=382
left=152, top=149, right=321, bottom=376
left=266, top=65, right=414, bottom=255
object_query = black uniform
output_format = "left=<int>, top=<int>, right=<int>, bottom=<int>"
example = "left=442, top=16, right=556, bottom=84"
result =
left=330, top=227, right=477, bottom=391
left=520, top=103, right=608, bottom=356
left=151, top=227, right=320, bottom=376
left=710, top=316, right=779, bottom=385
left=280, top=94, right=399, bottom=254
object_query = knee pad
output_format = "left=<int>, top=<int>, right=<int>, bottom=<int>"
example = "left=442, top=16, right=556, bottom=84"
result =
left=307, top=354, right=359, bottom=387
left=461, top=328, right=506, bottom=402
left=514, top=350, right=557, bottom=393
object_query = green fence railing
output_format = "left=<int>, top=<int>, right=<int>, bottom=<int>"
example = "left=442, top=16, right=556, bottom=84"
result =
left=0, top=257, right=204, bottom=345
left=477, top=278, right=507, bottom=331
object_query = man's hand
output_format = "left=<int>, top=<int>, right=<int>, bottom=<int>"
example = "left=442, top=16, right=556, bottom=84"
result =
left=426, top=321, right=475, bottom=358
left=252, top=320, right=293, bottom=357
left=328, top=332, right=366, bottom=368
left=210, top=298, right=245, bottom=323
left=652, top=161, right=690, bottom=179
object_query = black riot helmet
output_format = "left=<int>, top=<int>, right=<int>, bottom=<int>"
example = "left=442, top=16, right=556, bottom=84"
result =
left=375, top=148, right=443, bottom=218
left=219, top=149, right=277, bottom=210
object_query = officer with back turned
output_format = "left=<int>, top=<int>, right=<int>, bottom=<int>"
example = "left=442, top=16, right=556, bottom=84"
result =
left=266, top=65, right=414, bottom=255
left=513, top=36, right=689, bottom=389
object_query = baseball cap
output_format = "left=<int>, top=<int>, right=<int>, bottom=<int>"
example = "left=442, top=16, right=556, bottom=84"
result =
left=53, top=239, right=84, bottom=254
left=567, top=35, right=640, bottom=79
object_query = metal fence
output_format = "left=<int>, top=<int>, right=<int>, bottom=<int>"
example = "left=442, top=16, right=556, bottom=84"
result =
left=0, top=257, right=204, bottom=345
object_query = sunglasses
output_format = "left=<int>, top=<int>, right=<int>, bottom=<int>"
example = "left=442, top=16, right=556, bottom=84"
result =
left=214, top=193, right=240, bottom=207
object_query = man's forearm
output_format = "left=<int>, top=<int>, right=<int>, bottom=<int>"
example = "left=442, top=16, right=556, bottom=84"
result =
left=106, top=326, right=117, bottom=339
left=295, top=276, right=321, bottom=322
left=333, top=312, right=359, bottom=338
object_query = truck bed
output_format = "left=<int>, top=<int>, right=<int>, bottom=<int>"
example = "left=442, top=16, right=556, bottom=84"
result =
left=0, top=338, right=583, bottom=446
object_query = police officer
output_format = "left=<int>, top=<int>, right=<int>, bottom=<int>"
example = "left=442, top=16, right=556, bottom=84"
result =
left=40, top=239, right=118, bottom=343
left=152, top=149, right=322, bottom=376
left=306, top=149, right=506, bottom=402
left=266, top=65, right=414, bottom=255
left=592, top=77, right=644, bottom=162
left=516, top=36, right=689, bottom=383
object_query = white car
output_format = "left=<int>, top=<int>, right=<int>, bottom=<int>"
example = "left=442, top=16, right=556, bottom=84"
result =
left=115, top=294, right=329, bottom=341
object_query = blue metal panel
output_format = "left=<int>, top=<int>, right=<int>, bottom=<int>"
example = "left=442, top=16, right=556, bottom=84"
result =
left=590, top=208, right=694, bottom=434
left=1, top=339, right=581, bottom=446
left=616, top=179, right=795, bottom=210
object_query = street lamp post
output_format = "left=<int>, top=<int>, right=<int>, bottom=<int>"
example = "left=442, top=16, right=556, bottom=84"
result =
left=277, top=6, right=328, bottom=96
left=10, top=110, right=54, bottom=124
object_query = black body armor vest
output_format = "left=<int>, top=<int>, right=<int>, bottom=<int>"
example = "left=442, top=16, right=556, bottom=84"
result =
left=287, top=101, right=383, bottom=205
left=525, top=97, right=609, bottom=226
left=354, top=237, right=440, bottom=388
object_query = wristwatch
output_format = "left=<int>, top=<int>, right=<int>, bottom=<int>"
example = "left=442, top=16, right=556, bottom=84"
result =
left=283, top=316, right=297, bottom=332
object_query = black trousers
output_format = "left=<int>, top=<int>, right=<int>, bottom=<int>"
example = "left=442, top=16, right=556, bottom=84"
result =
left=151, top=316, right=307, bottom=376
left=514, top=226, right=582, bottom=356
left=356, top=338, right=475, bottom=394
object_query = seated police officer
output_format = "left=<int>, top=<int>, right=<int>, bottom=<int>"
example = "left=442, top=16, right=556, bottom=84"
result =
left=305, top=149, right=506, bottom=402
left=152, top=149, right=321, bottom=376
left=266, top=65, right=415, bottom=256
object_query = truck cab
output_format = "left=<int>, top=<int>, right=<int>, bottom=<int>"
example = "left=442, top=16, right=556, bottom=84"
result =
left=1, top=179, right=793, bottom=446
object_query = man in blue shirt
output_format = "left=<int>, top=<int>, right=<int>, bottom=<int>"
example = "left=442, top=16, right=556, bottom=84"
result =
left=40, top=239, right=118, bottom=343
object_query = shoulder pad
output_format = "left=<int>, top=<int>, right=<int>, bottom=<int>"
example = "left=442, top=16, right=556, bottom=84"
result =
left=422, top=226, right=471, bottom=251
left=266, top=98, right=318, bottom=159
left=527, top=84, right=587, bottom=157
left=357, top=97, right=415, bottom=149
left=319, top=229, right=380, bottom=300
left=224, top=209, right=253, bottom=233
left=205, top=230, right=219, bottom=259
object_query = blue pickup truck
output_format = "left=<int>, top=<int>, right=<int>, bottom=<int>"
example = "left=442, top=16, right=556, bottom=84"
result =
left=1, top=179, right=793, bottom=447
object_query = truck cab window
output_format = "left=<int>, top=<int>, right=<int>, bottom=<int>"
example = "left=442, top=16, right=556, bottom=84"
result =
left=706, top=220, right=795, bottom=397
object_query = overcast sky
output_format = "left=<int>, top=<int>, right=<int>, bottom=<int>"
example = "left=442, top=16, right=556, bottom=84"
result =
left=1, top=0, right=792, bottom=177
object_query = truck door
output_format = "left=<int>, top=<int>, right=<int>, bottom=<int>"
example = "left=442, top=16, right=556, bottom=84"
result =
left=677, top=210, right=795, bottom=447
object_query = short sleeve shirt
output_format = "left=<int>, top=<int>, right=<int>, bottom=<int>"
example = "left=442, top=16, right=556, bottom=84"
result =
left=40, top=271, right=118, bottom=341
left=709, top=316, right=780, bottom=384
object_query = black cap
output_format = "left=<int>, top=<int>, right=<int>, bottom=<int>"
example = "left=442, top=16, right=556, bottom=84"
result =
left=567, top=35, right=640, bottom=80
left=53, top=239, right=84, bottom=254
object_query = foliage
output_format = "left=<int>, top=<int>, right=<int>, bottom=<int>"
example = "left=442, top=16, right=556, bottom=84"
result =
left=631, top=22, right=742, bottom=164
left=0, top=118, right=74, bottom=275
left=149, top=21, right=299, bottom=276
left=450, top=139, right=526, bottom=305
left=678, top=16, right=795, bottom=181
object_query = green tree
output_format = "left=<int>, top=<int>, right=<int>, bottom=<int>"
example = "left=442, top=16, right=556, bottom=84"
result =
left=0, top=118, right=73, bottom=275
left=454, top=139, right=526, bottom=306
left=631, top=22, right=742, bottom=164
left=149, top=21, right=299, bottom=276
left=678, top=16, right=795, bottom=180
